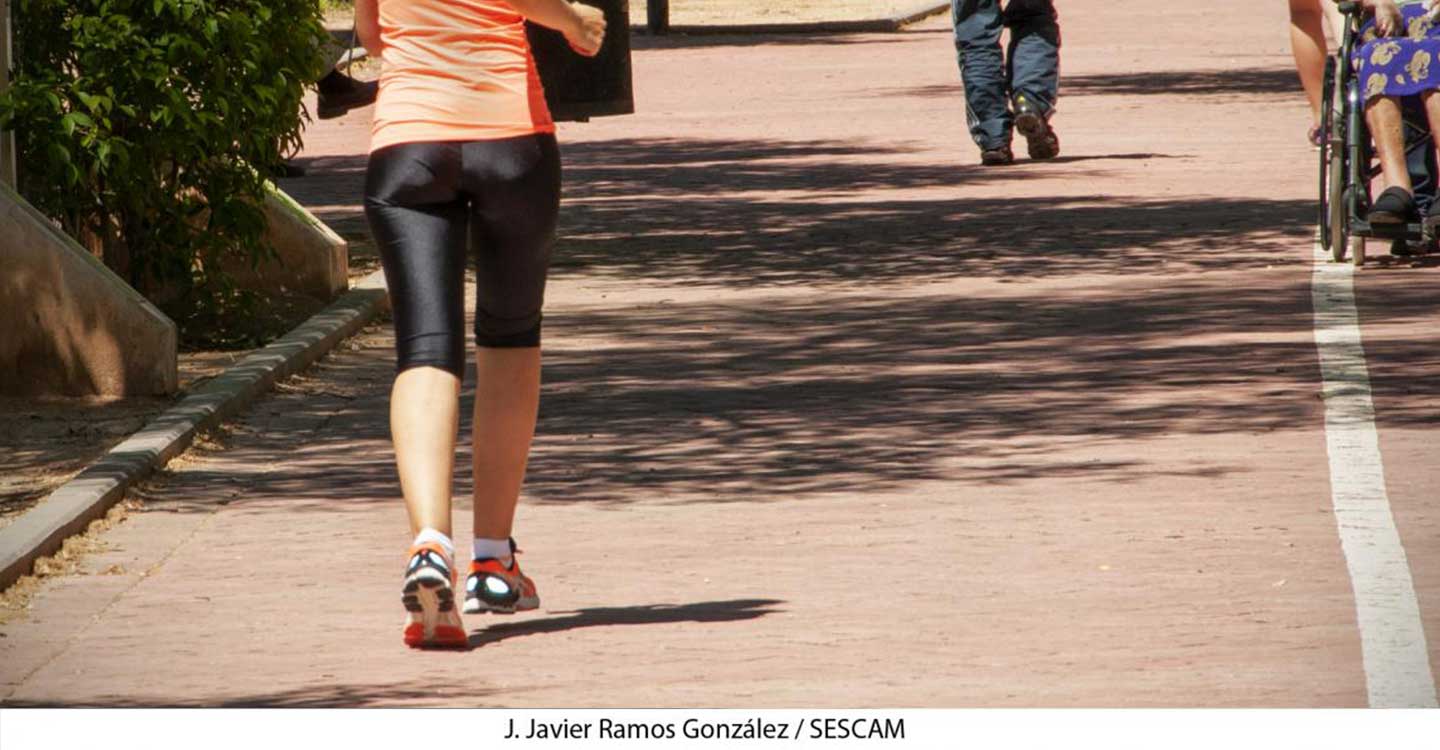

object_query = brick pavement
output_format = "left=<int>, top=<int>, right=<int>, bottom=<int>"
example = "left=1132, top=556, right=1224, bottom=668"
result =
left=2, top=2, right=1438, bottom=706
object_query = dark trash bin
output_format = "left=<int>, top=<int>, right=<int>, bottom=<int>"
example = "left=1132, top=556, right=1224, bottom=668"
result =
left=527, top=0, right=634, bottom=122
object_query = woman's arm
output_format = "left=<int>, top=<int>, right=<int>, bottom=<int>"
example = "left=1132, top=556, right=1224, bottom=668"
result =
left=508, top=0, right=607, bottom=56
left=355, top=0, right=382, bottom=60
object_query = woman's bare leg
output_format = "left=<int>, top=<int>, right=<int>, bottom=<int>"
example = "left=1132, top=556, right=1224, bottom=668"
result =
left=471, top=346, right=541, bottom=541
left=1368, top=96, right=1414, bottom=193
left=391, top=366, right=461, bottom=537
left=1290, top=0, right=1329, bottom=126
left=1321, top=0, right=1344, bottom=48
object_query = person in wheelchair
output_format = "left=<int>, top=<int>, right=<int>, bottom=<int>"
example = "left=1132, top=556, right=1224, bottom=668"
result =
left=1355, top=0, right=1440, bottom=224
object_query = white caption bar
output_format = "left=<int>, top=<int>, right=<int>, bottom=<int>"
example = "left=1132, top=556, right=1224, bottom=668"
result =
left=2, top=709, right=1439, bottom=750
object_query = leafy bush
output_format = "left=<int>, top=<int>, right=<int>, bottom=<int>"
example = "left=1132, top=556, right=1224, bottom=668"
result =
left=0, top=0, right=328, bottom=318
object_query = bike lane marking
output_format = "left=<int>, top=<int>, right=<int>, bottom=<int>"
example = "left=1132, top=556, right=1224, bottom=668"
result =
left=1312, top=246, right=1438, bottom=708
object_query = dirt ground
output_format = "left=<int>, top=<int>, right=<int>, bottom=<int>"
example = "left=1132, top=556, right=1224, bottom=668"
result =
left=0, top=352, right=249, bottom=530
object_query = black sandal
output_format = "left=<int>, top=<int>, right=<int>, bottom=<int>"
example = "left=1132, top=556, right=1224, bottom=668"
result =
left=1369, top=187, right=1418, bottom=224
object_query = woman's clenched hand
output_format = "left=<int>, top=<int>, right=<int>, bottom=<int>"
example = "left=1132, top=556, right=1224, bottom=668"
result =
left=564, top=3, right=607, bottom=57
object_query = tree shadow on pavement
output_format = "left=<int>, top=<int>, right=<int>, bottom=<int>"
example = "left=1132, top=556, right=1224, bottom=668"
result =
left=468, top=598, right=784, bottom=648
left=1062, top=68, right=1305, bottom=98
left=1, top=680, right=506, bottom=707
left=247, top=133, right=1326, bottom=510
left=551, top=137, right=1294, bottom=286
left=888, top=68, right=1303, bottom=100
left=121, top=269, right=1338, bottom=512
left=282, top=136, right=1217, bottom=289
left=523, top=280, right=1327, bottom=504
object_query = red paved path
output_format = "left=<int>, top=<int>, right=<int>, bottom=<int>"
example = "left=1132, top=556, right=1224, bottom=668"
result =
left=1, top=1, right=1437, bottom=706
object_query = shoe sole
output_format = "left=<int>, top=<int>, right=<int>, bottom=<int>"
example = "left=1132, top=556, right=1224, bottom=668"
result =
left=1027, top=140, right=1059, bottom=160
left=463, top=592, right=540, bottom=615
left=1015, top=112, right=1060, bottom=160
left=401, top=571, right=467, bottom=648
left=1369, top=211, right=1413, bottom=225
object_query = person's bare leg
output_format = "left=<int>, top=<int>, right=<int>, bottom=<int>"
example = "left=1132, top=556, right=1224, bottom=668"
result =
left=1321, top=0, right=1344, bottom=49
left=390, top=366, right=461, bottom=536
left=1368, top=96, right=1414, bottom=193
left=471, top=346, right=541, bottom=540
left=1289, top=0, right=1328, bottom=127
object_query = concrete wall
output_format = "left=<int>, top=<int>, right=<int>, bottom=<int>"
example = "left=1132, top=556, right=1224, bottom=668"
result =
left=224, top=185, right=348, bottom=303
left=0, top=182, right=178, bottom=396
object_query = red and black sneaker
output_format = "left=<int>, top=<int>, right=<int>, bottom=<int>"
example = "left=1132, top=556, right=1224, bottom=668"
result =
left=401, top=542, right=467, bottom=648
left=464, top=539, right=540, bottom=615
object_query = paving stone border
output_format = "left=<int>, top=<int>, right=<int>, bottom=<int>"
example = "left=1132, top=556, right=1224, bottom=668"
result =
left=0, top=272, right=389, bottom=592
left=632, top=1, right=949, bottom=35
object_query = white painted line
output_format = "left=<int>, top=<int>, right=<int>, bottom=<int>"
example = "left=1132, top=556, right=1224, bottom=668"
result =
left=1311, top=246, right=1438, bottom=708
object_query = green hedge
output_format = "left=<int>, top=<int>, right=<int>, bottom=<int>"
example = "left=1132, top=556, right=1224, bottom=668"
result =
left=0, top=0, right=328, bottom=322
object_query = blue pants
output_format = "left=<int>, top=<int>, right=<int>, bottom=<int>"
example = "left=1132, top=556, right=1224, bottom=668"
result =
left=952, top=0, right=1060, bottom=150
left=1403, top=99, right=1437, bottom=216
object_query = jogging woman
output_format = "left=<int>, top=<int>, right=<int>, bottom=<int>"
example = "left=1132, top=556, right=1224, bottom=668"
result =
left=355, top=0, right=605, bottom=648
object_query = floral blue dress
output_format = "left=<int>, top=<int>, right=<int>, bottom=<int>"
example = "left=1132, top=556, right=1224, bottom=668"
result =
left=1354, top=3, right=1440, bottom=101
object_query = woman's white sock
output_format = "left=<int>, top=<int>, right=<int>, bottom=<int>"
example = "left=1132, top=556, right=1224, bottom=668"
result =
left=413, top=527, right=454, bottom=558
left=472, top=536, right=513, bottom=564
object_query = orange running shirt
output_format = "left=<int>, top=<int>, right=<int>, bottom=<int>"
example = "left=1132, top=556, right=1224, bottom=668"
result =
left=370, top=0, right=554, bottom=152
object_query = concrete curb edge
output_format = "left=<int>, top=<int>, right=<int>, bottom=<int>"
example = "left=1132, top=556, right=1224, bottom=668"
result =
left=0, top=272, right=389, bottom=592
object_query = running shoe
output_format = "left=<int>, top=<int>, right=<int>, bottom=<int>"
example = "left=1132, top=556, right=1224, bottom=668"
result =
left=464, top=539, right=540, bottom=615
left=401, top=542, right=467, bottom=648
left=1013, top=94, right=1060, bottom=160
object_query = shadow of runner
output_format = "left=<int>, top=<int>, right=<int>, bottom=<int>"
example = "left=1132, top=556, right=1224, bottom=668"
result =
left=468, top=598, right=785, bottom=648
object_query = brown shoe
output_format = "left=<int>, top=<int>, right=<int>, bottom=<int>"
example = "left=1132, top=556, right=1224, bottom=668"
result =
left=1014, top=94, right=1060, bottom=160
left=980, top=145, right=1014, bottom=166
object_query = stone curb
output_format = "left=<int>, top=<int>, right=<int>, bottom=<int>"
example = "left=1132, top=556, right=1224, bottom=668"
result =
left=632, top=1, right=948, bottom=35
left=0, top=271, right=389, bottom=592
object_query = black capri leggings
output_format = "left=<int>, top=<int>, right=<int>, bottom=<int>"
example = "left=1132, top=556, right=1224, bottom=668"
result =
left=364, top=134, right=561, bottom=377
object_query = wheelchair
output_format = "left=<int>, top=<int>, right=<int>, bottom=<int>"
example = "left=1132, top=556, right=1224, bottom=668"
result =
left=1319, top=0, right=1436, bottom=266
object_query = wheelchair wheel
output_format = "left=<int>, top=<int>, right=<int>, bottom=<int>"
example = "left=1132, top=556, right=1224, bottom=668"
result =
left=1321, top=57, right=1349, bottom=261
left=1328, top=141, right=1348, bottom=262
left=1320, top=57, right=1336, bottom=254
